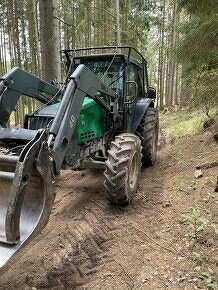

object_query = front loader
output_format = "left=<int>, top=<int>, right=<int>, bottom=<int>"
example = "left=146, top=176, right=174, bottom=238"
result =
left=0, top=46, right=158, bottom=268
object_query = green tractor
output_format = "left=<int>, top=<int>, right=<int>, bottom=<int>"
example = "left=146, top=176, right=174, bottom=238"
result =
left=0, top=46, right=158, bottom=267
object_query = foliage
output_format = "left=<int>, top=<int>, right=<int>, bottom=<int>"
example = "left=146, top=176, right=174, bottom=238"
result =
left=182, top=206, right=209, bottom=246
left=210, top=223, right=218, bottom=236
left=176, top=0, right=218, bottom=109
left=182, top=204, right=218, bottom=289
left=120, top=0, right=155, bottom=51
left=189, top=69, right=218, bottom=112
left=161, top=108, right=218, bottom=140
left=177, top=0, right=216, bottom=17
left=0, top=0, right=216, bottom=121
left=192, top=251, right=202, bottom=261
left=182, top=206, right=218, bottom=246
left=201, top=268, right=218, bottom=290
left=0, top=0, right=155, bottom=124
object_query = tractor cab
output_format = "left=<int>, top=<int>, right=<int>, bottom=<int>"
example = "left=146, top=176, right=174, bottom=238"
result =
left=61, top=46, right=153, bottom=132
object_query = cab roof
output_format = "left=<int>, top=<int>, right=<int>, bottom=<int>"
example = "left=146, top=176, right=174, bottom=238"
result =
left=61, top=46, right=147, bottom=69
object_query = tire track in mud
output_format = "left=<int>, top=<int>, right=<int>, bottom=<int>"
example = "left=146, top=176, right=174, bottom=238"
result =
left=38, top=154, right=167, bottom=290
left=20, top=169, right=123, bottom=289
left=0, top=170, right=116, bottom=289
left=33, top=200, right=120, bottom=289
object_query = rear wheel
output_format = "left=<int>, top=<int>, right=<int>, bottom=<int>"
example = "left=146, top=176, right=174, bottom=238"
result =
left=136, top=107, right=159, bottom=166
left=104, top=133, right=141, bottom=205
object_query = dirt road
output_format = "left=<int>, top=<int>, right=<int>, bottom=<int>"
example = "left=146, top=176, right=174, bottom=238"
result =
left=0, top=129, right=217, bottom=289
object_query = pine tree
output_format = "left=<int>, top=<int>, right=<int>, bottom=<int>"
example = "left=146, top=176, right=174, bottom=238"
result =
left=176, top=0, right=218, bottom=109
left=39, top=0, right=61, bottom=82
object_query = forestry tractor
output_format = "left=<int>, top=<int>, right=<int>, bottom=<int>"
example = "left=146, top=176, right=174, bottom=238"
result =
left=0, top=46, right=158, bottom=268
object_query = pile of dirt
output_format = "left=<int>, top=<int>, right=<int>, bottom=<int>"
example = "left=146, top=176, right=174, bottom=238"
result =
left=0, top=129, right=217, bottom=290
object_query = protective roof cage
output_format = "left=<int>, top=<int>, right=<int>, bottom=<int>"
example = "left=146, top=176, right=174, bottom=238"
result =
left=60, top=46, right=147, bottom=69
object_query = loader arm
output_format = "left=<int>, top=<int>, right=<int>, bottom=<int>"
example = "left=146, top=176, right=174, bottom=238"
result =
left=48, top=64, right=117, bottom=172
left=0, top=64, right=116, bottom=268
left=0, top=67, right=59, bottom=127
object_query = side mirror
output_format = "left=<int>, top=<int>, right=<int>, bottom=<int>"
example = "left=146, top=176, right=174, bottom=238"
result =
left=148, top=87, right=156, bottom=99
left=126, top=81, right=138, bottom=104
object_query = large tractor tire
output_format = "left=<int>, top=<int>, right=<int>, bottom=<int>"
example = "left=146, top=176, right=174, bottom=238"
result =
left=104, top=133, right=141, bottom=205
left=136, top=107, right=159, bottom=167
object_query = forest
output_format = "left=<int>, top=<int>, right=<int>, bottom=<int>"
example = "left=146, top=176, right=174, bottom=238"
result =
left=0, top=1, right=218, bottom=289
left=0, top=0, right=217, bottom=124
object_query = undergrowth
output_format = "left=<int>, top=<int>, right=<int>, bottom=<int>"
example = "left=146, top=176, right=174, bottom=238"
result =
left=161, top=108, right=218, bottom=141
left=182, top=206, right=218, bottom=289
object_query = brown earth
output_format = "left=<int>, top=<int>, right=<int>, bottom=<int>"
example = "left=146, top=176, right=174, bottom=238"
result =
left=0, top=127, right=217, bottom=290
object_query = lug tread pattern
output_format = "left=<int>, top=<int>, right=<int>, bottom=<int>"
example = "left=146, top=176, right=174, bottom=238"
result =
left=136, top=108, right=159, bottom=166
left=104, top=133, right=141, bottom=205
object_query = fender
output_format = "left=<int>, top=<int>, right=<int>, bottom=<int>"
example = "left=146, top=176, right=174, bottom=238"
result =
left=131, top=97, right=154, bottom=133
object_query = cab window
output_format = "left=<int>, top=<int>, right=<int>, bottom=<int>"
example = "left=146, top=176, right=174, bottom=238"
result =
left=127, top=64, right=144, bottom=98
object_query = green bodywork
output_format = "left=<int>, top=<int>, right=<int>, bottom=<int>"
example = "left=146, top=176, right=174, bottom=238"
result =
left=52, top=98, right=106, bottom=144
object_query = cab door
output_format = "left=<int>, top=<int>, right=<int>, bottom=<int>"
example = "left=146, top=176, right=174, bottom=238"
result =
left=125, top=63, right=144, bottom=132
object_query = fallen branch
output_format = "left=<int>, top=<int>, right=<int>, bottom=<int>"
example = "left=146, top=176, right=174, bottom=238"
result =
left=215, top=176, right=218, bottom=192
left=196, top=161, right=218, bottom=170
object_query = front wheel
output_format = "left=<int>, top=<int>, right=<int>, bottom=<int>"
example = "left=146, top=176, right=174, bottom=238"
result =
left=104, top=133, right=141, bottom=205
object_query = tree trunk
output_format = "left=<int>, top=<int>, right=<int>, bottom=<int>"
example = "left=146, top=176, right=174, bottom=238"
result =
left=39, top=0, right=61, bottom=82
left=180, top=65, right=191, bottom=106
left=158, top=0, right=166, bottom=109
left=165, top=3, right=177, bottom=107
left=115, top=0, right=121, bottom=47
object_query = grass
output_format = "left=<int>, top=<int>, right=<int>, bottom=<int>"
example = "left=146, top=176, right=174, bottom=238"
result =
left=161, top=108, right=218, bottom=141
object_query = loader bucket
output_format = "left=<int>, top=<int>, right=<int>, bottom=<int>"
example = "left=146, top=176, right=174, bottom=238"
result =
left=0, top=130, right=55, bottom=268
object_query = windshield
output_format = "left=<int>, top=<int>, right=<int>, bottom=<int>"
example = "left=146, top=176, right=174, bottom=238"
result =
left=73, top=57, right=125, bottom=98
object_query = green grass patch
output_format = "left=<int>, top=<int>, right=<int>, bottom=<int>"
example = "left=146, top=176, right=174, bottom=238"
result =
left=161, top=108, right=218, bottom=141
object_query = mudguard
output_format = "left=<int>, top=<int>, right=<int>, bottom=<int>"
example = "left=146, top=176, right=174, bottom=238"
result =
left=131, top=98, right=154, bottom=133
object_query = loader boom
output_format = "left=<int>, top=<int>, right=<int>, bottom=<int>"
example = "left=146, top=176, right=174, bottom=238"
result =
left=48, top=64, right=116, bottom=171
left=0, top=67, right=59, bottom=127
left=0, top=64, right=117, bottom=268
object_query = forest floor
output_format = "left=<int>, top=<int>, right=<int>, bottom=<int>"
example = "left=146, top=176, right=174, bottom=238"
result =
left=0, top=118, right=217, bottom=290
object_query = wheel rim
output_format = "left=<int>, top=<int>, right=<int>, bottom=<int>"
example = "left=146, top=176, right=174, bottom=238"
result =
left=129, top=151, right=138, bottom=190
